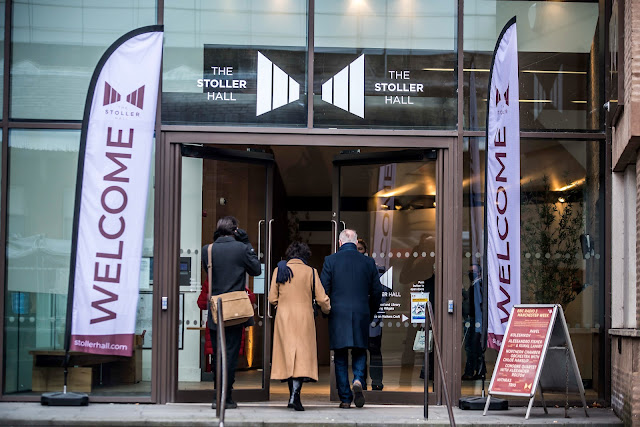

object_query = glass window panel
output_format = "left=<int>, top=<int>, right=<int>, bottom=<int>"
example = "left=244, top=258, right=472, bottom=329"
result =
left=3, top=129, right=155, bottom=396
left=607, top=0, right=623, bottom=119
left=462, top=137, right=605, bottom=400
left=10, top=0, right=156, bottom=120
left=163, top=0, right=308, bottom=126
left=0, top=1, right=4, bottom=119
left=314, top=0, right=457, bottom=129
left=464, top=0, right=602, bottom=131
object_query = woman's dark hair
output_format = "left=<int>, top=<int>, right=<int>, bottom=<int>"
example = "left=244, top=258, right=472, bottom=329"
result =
left=357, top=238, right=368, bottom=252
left=285, top=241, right=312, bottom=263
left=215, top=216, right=238, bottom=237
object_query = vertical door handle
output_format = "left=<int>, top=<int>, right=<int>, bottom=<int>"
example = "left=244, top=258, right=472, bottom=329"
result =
left=340, top=221, right=346, bottom=232
left=256, top=220, right=265, bottom=318
left=257, top=219, right=265, bottom=260
left=257, top=298, right=263, bottom=319
left=267, top=219, right=275, bottom=319
left=331, top=220, right=338, bottom=253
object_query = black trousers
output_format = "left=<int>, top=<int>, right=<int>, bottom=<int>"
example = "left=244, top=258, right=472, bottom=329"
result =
left=208, top=323, right=243, bottom=394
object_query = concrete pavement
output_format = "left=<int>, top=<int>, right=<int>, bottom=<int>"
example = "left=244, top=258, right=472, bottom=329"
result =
left=0, top=401, right=622, bottom=426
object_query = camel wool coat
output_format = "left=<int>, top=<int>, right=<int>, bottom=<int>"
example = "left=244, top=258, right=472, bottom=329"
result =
left=268, top=259, right=331, bottom=381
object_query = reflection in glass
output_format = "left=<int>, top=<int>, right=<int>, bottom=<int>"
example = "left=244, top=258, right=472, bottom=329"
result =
left=314, top=0, right=456, bottom=129
left=340, top=159, right=437, bottom=392
left=608, top=0, right=621, bottom=113
left=3, top=130, right=155, bottom=396
left=10, top=0, right=155, bottom=120
left=0, top=1, right=4, bottom=118
left=463, top=0, right=601, bottom=131
left=163, top=1, right=308, bottom=126
left=462, top=137, right=604, bottom=399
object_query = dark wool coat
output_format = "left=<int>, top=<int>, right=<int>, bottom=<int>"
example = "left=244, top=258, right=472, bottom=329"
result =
left=201, top=235, right=261, bottom=329
left=320, top=243, right=383, bottom=350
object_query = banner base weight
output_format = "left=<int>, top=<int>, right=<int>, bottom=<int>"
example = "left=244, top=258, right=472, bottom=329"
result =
left=41, top=392, right=89, bottom=406
left=459, top=396, right=508, bottom=410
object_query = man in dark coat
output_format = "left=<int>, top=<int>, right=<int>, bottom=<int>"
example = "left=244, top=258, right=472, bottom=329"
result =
left=320, top=229, right=382, bottom=408
left=201, top=216, right=261, bottom=409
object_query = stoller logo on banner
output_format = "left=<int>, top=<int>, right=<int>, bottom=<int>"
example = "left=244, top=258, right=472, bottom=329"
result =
left=103, top=82, right=146, bottom=109
left=69, top=26, right=163, bottom=357
left=321, top=54, right=365, bottom=118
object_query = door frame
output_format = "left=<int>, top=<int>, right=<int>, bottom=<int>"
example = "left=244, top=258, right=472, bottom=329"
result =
left=153, top=132, right=461, bottom=405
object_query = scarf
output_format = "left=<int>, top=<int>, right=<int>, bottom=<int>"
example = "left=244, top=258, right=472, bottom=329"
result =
left=275, top=258, right=307, bottom=284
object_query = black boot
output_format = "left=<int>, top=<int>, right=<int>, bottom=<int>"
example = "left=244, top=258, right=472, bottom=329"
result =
left=225, top=389, right=238, bottom=409
left=291, top=378, right=304, bottom=411
left=287, top=378, right=294, bottom=408
left=212, top=389, right=237, bottom=410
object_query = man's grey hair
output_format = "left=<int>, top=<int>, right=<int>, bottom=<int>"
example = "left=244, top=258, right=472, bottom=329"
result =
left=339, top=229, right=358, bottom=244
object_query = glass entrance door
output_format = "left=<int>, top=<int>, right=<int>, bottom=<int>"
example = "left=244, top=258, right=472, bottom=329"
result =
left=176, top=145, right=274, bottom=402
left=331, top=149, right=438, bottom=404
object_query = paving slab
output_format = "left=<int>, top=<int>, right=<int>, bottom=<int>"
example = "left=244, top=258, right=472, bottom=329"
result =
left=0, top=402, right=622, bottom=427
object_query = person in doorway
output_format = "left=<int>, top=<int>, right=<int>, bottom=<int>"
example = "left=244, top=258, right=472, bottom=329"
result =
left=321, top=229, right=382, bottom=409
left=201, top=216, right=261, bottom=410
left=462, top=263, right=486, bottom=380
left=357, top=238, right=387, bottom=391
left=268, top=241, right=331, bottom=411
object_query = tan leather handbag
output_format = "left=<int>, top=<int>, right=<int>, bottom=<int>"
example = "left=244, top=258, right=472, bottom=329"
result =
left=207, top=244, right=254, bottom=326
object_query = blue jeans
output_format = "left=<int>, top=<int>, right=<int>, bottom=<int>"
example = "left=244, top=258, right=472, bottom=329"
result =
left=334, top=347, right=367, bottom=403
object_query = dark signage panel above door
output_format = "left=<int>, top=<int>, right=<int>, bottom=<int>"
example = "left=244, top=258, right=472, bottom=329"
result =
left=313, top=49, right=457, bottom=129
left=162, top=46, right=307, bottom=126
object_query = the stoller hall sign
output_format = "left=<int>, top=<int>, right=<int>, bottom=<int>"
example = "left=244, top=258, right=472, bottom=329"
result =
left=162, top=46, right=453, bottom=128
left=68, top=26, right=163, bottom=357
left=167, top=46, right=307, bottom=126
left=314, top=48, right=450, bottom=128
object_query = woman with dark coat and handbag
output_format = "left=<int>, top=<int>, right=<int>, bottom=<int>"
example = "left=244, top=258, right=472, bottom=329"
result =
left=201, top=216, right=261, bottom=409
left=268, top=242, right=331, bottom=411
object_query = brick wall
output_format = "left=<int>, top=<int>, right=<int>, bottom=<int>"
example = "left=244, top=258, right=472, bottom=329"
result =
left=613, top=0, right=640, bottom=170
left=612, top=1, right=640, bottom=425
left=611, top=336, right=640, bottom=425
left=637, top=153, right=640, bottom=328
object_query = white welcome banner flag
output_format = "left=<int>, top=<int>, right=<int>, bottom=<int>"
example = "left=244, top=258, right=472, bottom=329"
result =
left=68, top=26, right=163, bottom=356
left=485, top=18, right=520, bottom=350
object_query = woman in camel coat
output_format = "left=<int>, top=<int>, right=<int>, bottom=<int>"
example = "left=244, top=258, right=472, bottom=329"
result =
left=269, top=241, right=330, bottom=411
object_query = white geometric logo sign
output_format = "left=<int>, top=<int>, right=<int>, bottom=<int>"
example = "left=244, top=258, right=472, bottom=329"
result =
left=380, top=266, right=393, bottom=291
left=256, top=52, right=300, bottom=116
left=321, top=54, right=365, bottom=118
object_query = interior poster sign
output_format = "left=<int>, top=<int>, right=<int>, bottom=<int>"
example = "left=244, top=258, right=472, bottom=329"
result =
left=488, top=305, right=555, bottom=396
left=410, top=292, right=429, bottom=324
left=161, top=46, right=307, bottom=126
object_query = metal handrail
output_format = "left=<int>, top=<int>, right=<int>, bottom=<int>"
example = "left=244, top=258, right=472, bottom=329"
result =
left=215, top=297, right=228, bottom=427
left=424, top=300, right=456, bottom=426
